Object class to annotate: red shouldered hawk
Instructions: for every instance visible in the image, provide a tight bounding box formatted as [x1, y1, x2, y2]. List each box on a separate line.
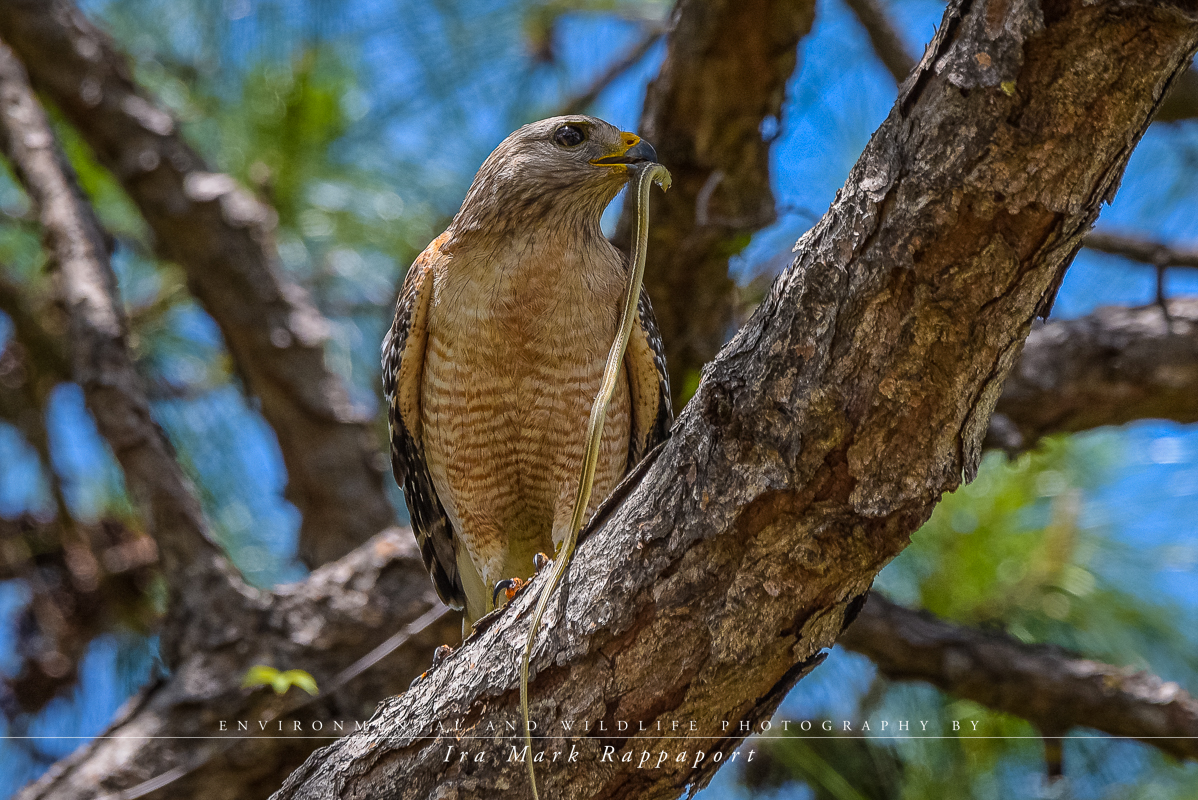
[382, 116, 671, 629]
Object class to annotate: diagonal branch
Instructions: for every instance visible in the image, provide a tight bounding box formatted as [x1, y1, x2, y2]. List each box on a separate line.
[0, 0, 395, 566]
[986, 299, 1198, 452]
[843, 0, 916, 84]
[0, 41, 215, 582]
[840, 595, 1198, 760]
[268, 2, 1198, 799]
[14, 277, 1191, 764]
[1156, 64, 1198, 121]
[1084, 229, 1198, 269]
[12, 529, 458, 800]
[20, 291, 1198, 794]
[0, 40, 260, 668]
[615, 0, 818, 407]
[558, 28, 663, 116]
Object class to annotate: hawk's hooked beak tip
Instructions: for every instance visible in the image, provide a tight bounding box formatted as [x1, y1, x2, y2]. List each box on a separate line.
[591, 135, 658, 168]
[622, 138, 659, 164]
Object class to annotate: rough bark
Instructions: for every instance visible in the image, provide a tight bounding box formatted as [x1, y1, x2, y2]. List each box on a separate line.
[987, 299, 1198, 451]
[615, 0, 817, 406]
[262, 2, 1198, 799]
[848, 0, 1198, 122]
[0, 0, 395, 566]
[840, 595, 1198, 760]
[13, 530, 459, 800]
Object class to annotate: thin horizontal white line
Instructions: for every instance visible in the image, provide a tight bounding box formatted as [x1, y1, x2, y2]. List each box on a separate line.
[3, 735, 1194, 741]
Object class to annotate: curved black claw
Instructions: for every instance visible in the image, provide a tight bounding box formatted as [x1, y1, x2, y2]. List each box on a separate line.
[430, 644, 453, 668]
[409, 644, 455, 689]
[533, 552, 551, 572]
[492, 577, 526, 607]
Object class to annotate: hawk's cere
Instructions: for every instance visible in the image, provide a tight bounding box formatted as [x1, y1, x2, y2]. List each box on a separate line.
[382, 115, 673, 628]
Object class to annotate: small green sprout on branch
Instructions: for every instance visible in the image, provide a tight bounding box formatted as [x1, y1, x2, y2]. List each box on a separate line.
[242, 666, 320, 696]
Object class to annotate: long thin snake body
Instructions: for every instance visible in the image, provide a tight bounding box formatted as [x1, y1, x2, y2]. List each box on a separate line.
[519, 162, 671, 800]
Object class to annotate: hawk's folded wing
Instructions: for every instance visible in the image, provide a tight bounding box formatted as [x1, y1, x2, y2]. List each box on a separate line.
[382, 233, 465, 610]
[625, 288, 673, 469]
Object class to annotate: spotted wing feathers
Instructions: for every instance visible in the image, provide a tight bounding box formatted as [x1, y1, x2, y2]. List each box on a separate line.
[382, 234, 465, 610]
[625, 288, 673, 469]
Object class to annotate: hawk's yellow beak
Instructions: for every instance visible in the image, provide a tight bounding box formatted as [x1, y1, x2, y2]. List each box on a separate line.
[590, 132, 658, 167]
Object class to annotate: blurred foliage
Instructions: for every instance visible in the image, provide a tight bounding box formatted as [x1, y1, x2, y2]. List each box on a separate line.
[743, 731, 904, 800]
[886, 436, 1196, 679]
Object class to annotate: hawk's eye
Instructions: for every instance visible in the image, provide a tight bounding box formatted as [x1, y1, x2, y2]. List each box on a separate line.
[553, 125, 586, 148]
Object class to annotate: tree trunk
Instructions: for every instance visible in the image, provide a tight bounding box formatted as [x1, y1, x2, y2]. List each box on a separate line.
[615, 0, 817, 406]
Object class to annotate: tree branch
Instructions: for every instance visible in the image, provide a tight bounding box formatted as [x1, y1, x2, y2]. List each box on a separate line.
[1084, 229, 1198, 269]
[558, 28, 663, 116]
[0, 40, 269, 674]
[840, 595, 1198, 761]
[18, 284, 1197, 794]
[18, 286, 1198, 799]
[843, 0, 916, 84]
[840, 16, 1198, 455]
[0, 0, 395, 566]
[0, 41, 217, 581]
[268, 2, 1198, 798]
[13, 530, 458, 800]
[615, 0, 817, 407]
[1156, 64, 1198, 121]
[986, 299, 1198, 452]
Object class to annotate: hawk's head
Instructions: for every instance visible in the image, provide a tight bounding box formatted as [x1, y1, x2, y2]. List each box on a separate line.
[451, 115, 658, 237]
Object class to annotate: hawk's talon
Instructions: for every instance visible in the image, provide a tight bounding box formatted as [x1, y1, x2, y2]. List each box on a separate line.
[533, 552, 551, 572]
[431, 644, 453, 668]
[409, 643, 454, 689]
[492, 577, 526, 607]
